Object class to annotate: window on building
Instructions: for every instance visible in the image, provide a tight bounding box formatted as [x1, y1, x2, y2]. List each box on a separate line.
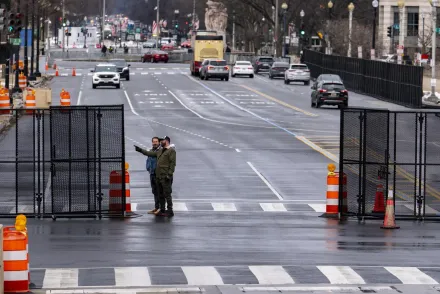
[407, 7, 419, 36]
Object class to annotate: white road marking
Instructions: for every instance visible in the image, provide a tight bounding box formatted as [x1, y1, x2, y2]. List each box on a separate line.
[241, 287, 393, 292]
[43, 269, 79, 288]
[247, 162, 283, 200]
[235, 149, 241, 152]
[173, 202, 189, 211]
[259, 203, 287, 212]
[212, 203, 237, 211]
[385, 267, 439, 284]
[141, 72, 149, 75]
[404, 204, 440, 215]
[308, 203, 326, 212]
[114, 267, 151, 286]
[249, 266, 295, 284]
[317, 266, 366, 284]
[182, 266, 224, 285]
[77, 91, 82, 106]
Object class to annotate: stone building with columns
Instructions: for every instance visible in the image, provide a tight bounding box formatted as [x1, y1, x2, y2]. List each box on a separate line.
[378, 0, 437, 56]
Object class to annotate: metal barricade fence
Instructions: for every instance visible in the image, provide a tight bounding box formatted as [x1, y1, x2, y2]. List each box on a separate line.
[303, 50, 424, 108]
[0, 106, 126, 219]
[340, 108, 440, 220]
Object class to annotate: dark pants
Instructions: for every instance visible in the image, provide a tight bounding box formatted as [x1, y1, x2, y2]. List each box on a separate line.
[157, 176, 173, 211]
[150, 174, 159, 209]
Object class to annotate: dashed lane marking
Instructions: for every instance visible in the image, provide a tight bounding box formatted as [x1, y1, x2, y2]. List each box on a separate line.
[240, 84, 318, 117]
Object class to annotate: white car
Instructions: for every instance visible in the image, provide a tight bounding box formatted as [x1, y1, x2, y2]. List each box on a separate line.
[91, 64, 120, 89]
[284, 63, 310, 85]
[231, 61, 254, 78]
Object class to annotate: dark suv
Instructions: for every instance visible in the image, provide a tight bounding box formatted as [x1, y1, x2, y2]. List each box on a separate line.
[253, 56, 275, 73]
[310, 74, 348, 108]
[109, 59, 131, 81]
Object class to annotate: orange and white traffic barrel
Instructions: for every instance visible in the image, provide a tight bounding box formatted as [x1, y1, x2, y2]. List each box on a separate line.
[109, 163, 131, 213]
[322, 163, 347, 218]
[18, 73, 27, 90]
[3, 226, 29, 292]
[60, 89, 71, 107]
[25, 88, 36, 114]
[0, 87, 10, 115]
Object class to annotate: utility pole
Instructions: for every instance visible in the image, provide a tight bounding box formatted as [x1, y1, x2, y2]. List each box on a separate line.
[192, 0, 195, 31]
[12, 0, 21, 94]
[156, 0, 160, 48]
[232, 11, 235, 51]
[30, 0, 35, 78]
[24, 0, 29, 77]
[427, 0, 439, 103]
[274, 0, 279, 57]
[102, 0, 106, 45]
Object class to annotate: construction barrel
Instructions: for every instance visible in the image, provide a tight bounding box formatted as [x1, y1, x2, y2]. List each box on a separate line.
[322, 163, 347, 218]
[18, 73, 27, 90]
[59, 89, 71, 107]
[25, 89, 36, 115]
[109, 163, 131, 214]
[0, 87, 10, 115]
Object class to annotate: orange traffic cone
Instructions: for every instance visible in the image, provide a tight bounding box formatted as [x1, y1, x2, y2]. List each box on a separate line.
[72, 67, 76, 76]
[45, 62, 49, 71]
[372, 183, 385, 213]
[381, 190, 399, 229]
[55, 67, 59, 77]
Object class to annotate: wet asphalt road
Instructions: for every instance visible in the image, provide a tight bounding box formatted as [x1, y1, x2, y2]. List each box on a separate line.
[3, 61, 440, 289]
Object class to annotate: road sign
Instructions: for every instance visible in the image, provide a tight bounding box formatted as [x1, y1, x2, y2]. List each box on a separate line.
[135, 33, 141, 40]
[10, 38, 20, 46]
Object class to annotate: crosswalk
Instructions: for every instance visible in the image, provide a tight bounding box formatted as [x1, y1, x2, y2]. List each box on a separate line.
[47, 71, 188, 77]
[31, 265, 440, 289]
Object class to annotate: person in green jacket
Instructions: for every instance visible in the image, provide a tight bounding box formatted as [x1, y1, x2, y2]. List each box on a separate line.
[135, 136, 176, 217]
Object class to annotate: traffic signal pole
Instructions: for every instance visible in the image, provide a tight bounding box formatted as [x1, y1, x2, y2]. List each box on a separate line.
[12, 0, 21, 94]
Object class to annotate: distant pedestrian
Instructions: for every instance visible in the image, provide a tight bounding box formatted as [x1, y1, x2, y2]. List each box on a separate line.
[135, 136, 176, 217]
[145, 137, 161, 214]
[101, 45, 107, 56]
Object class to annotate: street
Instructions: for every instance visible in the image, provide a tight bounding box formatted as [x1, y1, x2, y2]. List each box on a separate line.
[3, 62, 440, 293]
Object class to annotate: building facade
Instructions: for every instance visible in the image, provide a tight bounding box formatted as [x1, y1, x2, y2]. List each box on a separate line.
[379, 0, 438, 56]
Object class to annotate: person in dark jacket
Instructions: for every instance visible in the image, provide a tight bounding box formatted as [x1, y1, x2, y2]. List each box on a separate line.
[135, 136, 176, 217]
[145, 137, 161, 214]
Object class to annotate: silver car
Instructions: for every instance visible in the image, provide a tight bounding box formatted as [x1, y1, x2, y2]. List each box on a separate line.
[199, 59, 230, 81]
[284, 63, 310, 85]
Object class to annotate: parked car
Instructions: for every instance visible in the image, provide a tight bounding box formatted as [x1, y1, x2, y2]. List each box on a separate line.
[143, 41, 158, 48]
[199, 59, 229, 81]
[142, 50, 169, 63]
[109, 59, 131, 81]
[310, 74, 348, 108]
[91, 64, 120, 89]
[181, 40, 191, 48]
[161, 44, 175, 51]
[253, 56, 275, 73]
[269, 62, 289, 79]
[284, 63, 310, 85]
[231, 61, 254, 78]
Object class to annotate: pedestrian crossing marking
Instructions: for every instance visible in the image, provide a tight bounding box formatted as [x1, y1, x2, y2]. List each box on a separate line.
[211, 203, 237, 211]
[385, 267, 439, 285]
[317, 266, 365, 285]
[307, 203, 326, 213]
[141, 72, 149, 75]
[182, 267, 224, 285]
[30, 266, 440, 288]
[249, 266, 295, 285]
[115, 267, 151, 287]
[259, 203, 287, 212]
[174, 202, 188, 211]
[42, 268, 78, 288]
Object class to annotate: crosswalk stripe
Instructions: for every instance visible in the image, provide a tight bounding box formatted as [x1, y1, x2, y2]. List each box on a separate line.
[249, 266, 295, 284]
[182, 266, 224, 285]
[317, 266, 365, 284]
[385, 267, 438, 284]
[211, 203, 237, 211]
[115, 267, 151, 286]
[259, 203, 287, 212]
[308, 203, 326, 212]
[141, 72, 149, 75]
[174, 202, 188, 211]
[42, 268, 79, 288]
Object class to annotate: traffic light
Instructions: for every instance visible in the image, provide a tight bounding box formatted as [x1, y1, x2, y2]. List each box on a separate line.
[387, 26, 392, 38]
[7, 13, 15, 34]
[15, 13, 22, 33]
[300, 24, 305, 36]
[0, 9, 5, 30]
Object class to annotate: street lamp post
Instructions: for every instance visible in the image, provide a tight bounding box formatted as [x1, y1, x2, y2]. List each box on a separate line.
[347, 2, 354, 57]
[397, 0, 405, 65]
[155, 0, 160, 48]
[281, 2, 288, 58]
[12, 0, 22, 94]
[232, 10, 235, 51]
[428, 0, 439, 102]
[275, 0, 279, 57]
[24, 0, 29, 77]
[30, 0, 35, 79]
[327, 0, 333, 54]
[421, 13, 425, 52]
[298, 10, 305, 56]
[371, 0, 378, 60]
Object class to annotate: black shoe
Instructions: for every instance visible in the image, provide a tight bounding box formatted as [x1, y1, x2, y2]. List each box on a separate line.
[160, 210, 174, 217]
[154, 209, 166, 216]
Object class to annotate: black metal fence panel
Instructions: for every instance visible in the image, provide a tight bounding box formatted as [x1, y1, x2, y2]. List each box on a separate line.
[303, 50, 424, 108]
[0, 106, 125, 218]
[340, 108, 440, 219]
